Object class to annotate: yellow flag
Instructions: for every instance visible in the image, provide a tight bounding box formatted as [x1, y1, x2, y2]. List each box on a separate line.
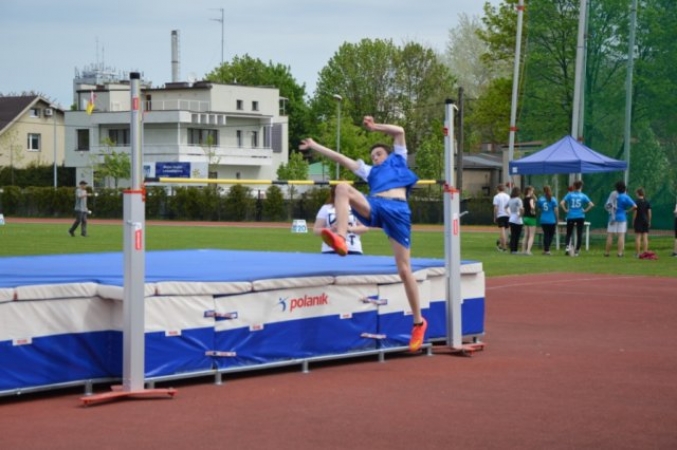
[86, 91, 96, 115]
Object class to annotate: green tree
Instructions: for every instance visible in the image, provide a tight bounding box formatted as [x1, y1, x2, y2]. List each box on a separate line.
[477, 0, 521, 67]
[445, 13, 510, 100]
[413, 126, 445, 182]
[0, 129, 25, 184]
[263, 185, 287, 221]
[464, 77, 513, 147]
[308, 115, 379, 182]
[223, 184, 253, 221]
[276, 150, 309, 181]
[277, 150, 310, 200]
[470, 0, 531, 147]
[96, 138, 131, 188]
[205, 54, 310, 149]
[629, 0, 677, 193]
[311, 39, 456, 153]
[202, 133, 219, 182]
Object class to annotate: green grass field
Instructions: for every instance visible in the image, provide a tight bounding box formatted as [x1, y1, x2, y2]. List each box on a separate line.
[0, 221, 674, 278]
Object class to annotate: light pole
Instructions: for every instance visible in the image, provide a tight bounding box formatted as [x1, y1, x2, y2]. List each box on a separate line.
[210, 8, 225, 66]
[52, 105, 57, 188]
[333, 94, 342, 180]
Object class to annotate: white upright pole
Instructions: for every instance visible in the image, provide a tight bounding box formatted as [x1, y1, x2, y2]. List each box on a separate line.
[444, 99, 463, 349]
[53, 108, 57, 188]
[570, 0, 588, 183]
[333, 94, 342, 180]
[506, 0, 525, 186]
[81, 83, 177, 402]
[210, 8, 225, 66]
[122, 72, 146, 392]
[623, 0, 638, 185]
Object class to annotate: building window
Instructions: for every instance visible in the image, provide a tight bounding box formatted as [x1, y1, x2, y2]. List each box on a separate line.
[251, 131, 258, 148]
[76, 129, 90, 151]
[108, 128, 130, 146]
[236, 100, 243, 110]
[271, 123, 283, 153]
[252, 101, 259, 111]
[188, 128, 218, 146]
[29, 108, 39, 118]
[236, 130, 243, 148]
[27, 133, 41, 151]
[263, 125, 271, 148]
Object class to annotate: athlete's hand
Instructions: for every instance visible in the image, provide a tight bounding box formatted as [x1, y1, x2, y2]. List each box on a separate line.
[363, 116, 376, 131]
[299, 138, 315, 151]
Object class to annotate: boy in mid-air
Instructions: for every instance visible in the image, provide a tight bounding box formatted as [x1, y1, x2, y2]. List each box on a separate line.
[299, 116, 426, 352]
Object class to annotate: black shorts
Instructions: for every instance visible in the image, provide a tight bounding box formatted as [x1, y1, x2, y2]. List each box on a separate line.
[634, 221, 649, 234]
[496, 217, 509, 228]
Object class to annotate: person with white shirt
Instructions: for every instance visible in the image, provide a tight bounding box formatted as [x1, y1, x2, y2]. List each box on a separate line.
[507, 186, 524, 254]
[313, 186, 369, 255]
[493, 184, 511, 252]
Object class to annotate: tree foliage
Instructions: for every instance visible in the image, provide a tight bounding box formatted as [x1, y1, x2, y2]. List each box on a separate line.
[457, 0, 520, 148]
[205, 54, 310, 148]
[96, 138, 131, 188]
[446, 13, 510, 99]
[311, 39, 456, 154]
[477, 0, 676, 206]
[276, 150, 309, 181]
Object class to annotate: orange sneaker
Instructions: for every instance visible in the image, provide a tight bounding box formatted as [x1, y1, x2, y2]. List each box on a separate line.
[321, 229, 348, 256]
[408, 318, 428, 352]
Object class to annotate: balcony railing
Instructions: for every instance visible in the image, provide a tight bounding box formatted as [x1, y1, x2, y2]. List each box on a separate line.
[77, 144, 273, 167]
[145, 100, 210, 112]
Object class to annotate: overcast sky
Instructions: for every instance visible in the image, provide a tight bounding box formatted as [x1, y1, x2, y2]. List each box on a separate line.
[1, 0, 500, 108]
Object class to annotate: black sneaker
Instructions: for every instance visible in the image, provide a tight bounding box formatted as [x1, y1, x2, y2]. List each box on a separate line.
[68, 230, 74, 237]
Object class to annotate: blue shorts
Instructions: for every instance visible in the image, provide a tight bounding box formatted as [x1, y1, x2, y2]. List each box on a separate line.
[353, 196, 412, 248]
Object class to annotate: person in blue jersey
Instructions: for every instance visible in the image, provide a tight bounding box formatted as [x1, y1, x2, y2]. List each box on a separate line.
[560, 180, 594, 256]
[299, 116, 426, 352]
[536, 185, 559, 255]
[603, 181, 637, 257]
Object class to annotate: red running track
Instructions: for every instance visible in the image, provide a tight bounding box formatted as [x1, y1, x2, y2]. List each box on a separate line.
[1, 273, 676, 450]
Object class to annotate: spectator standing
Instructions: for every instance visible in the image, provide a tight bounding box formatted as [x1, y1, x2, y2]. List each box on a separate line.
[560, 180, 594, 256]
[493, 184, 511, 252]
[603, 181, 636, 257]
[537, 185, 559, 255]
[633, 188, 651, 257]
[521, 186, 537, 255]
[507, 186, 523, 254]
[68, 180, 91, 237]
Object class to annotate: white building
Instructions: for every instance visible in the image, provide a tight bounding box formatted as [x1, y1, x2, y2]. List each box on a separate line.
[64, 77, 289, 188]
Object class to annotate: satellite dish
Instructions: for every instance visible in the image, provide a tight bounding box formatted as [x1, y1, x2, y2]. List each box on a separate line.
[187, 72, 198, 83]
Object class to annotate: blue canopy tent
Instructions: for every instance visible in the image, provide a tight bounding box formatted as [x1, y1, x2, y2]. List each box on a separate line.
[509, 135, 627, 175]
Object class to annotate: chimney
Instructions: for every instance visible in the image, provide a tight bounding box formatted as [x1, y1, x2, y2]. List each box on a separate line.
[171, 30, 180, 82]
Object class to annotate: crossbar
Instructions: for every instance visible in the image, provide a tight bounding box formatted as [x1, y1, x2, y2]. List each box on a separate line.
[145, 177, 442, 186]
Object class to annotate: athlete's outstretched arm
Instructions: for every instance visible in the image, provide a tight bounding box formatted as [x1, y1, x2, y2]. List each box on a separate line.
[362, 116, 405, 147]
[299, 138, 359, 172]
